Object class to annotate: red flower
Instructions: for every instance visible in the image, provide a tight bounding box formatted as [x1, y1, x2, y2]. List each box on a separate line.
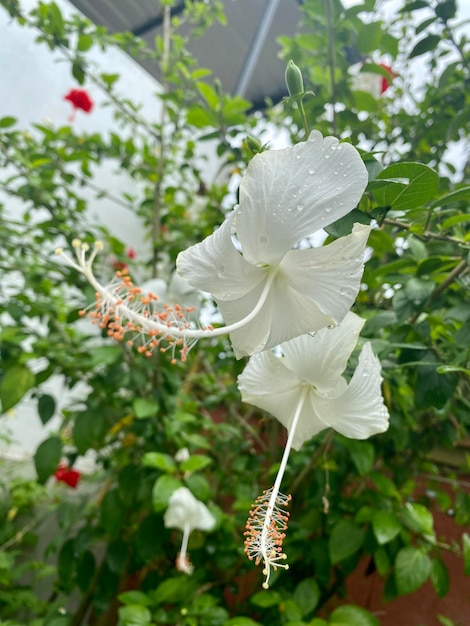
[64, 88, 94, 113]
[379, 64, 396, 94]
[54, 464, 81, 488]
[126, 247, 137, 260]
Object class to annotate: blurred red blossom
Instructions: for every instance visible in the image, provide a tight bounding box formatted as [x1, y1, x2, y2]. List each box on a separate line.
[54, 464, 81, 488]
[126, 247, 137, 260]
[64, 88, 94, 113]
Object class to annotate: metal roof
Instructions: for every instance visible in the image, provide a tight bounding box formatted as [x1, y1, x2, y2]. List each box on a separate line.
[68, 0, 303, 108]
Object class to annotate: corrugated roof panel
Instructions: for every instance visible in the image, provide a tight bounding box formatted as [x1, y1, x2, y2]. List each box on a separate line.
[68, 0, 303, 107]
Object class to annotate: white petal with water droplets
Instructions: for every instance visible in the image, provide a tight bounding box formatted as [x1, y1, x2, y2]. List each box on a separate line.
[237, 131, 368, 266]
[280, 312, 365, 392]
[176, 212, 265, 300]
[280, 223, 370, 323]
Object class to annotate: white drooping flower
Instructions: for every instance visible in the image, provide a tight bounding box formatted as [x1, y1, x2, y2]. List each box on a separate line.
[177, 130, 370, 357]
[238, 312, 389, 447]
[239, 312, 389, 588]
[164, 487, 216, 575]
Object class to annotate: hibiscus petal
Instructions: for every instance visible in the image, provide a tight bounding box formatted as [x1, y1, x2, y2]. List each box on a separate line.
[313, 343, 389, 439]
[220, 270, 333, 358]
[280, 312, 365, 391]
[238, 350, 305, 426]
[176, 212, 264, 299]
[287, 391, 331, 450]
[280, 223, 370, 323]
[237, 131, 369, 265]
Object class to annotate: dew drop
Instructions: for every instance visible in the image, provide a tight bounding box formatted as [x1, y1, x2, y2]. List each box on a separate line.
[339, 287, 347, 295]
[308, 331, 317, 337]
[325, 207, 332, 213]
[259, 235, 269, 245]
[308, 167, 316, 175]
[296, 203, 305, 212]
[327, 324, 336, 330]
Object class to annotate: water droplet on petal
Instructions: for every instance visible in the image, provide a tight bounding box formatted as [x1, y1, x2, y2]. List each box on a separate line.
[325, 207, 332, 213]
[259, 235, 269, 245]
[296, 203, 305, 212]
[327, 324, 336, 330]
[308, 167, 316, 175]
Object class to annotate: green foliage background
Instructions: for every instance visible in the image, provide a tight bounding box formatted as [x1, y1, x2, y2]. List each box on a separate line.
[0, 0, 469, 625]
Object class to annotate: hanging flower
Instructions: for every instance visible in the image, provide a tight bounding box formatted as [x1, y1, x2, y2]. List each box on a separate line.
[177, 130, 370, 357]
[54, 464, 82, 489]
[64, 88, 94, 113]
[58, 132, 369, 361]
[238, 312, 389, 587]
[164, 487, 216, 575]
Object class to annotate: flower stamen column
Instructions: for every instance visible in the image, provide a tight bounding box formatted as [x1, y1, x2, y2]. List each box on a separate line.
[244, 388, 308, 588]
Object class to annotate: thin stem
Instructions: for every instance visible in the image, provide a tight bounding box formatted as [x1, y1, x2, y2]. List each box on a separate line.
[324, 0, 337, 134]
[297, 97, 310, 136]
[151, 4, 171, 278]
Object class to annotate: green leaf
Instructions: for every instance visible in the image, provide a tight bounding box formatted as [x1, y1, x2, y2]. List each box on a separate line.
[34, 437, 62, 483]
[462, 533, 470, 575]
[152, 576, 196, 604]
[409, 34, 441, 58]
[293, 578, 320, 616]
[142, 452, 176, 473]
[72, 59, 86, 84]
[330, 604, 379, 626]
[324, 209, 371, 238]
[38, 394, 56, 425]
[400, 0, 430, 11]
[118, 605, 151, 626]
[180, 454, 212, 472]
[402, 502, 435, 538]
[250, 590, 281, 608]
[431, 558, 450, 598]
[374, 163, 438, 211]
[347, 440, 375, 476]
[0, 365, 35, 413]
[196, 82, 219, 109]
[372, 511, 401, 545]
[374, 547, 390, 575]
[118, 591, 151, 606]
[100, 490, 126, 538]
[437, 616, 455, 626]
[77, 34, 93, 52]
[133, 397, 159, 419]
[329, 519, 364, 564]
[152, 475, 182, 511]
[73, 412, 104, 454]
[395, 546, 432, 595]
[224, 617, 261, 626]
[435, 0, 456, 21]
[431, 186, 470, 210]
[0, 116, 17, 128]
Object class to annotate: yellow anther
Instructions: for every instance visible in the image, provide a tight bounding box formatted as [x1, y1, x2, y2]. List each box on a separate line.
[55, 247, 63, 255]
[94, 240, 104, 250]
[81, 243, 90, 251]
[72, 238, 81, 248]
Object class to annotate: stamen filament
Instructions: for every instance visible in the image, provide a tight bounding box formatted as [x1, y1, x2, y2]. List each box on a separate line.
[56, 241, 276, 354]
[244, 387, 308, 588]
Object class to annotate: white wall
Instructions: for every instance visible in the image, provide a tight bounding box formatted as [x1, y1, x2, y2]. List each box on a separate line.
[0, 0, 219, 465]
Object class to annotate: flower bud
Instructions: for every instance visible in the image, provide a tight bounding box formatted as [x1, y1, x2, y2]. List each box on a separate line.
[285, 60, 304, 98]
[246, 135, 262, 154]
